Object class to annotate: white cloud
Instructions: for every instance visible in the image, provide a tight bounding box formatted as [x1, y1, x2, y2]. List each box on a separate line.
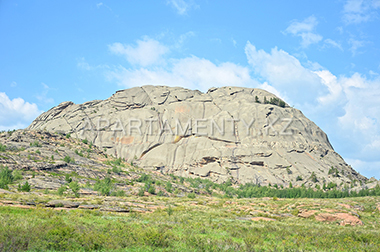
[345, 158, 380, 179]
[166, 0, 198, 15]
[77, 57, 92, 70]
[284, 16, 323, 47]
[10, 81, 17, 87]
[0, 92, 42, 130]
[245, 42, 380, 169]
[107, 56, 258, 92]
[96, 2, 103, 8]
[323, 39, 343, 51]
[349, 38, 366, 56]
[245, 41, 326, 105]
[35, 83, 54, 104]
[342, 0, 380, 24]
[108, 37, 169, 67]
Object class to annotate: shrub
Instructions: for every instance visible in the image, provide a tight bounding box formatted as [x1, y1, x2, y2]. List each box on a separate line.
[12, 170, 23, 180]
[328, 166, 340, 177]
[187, 192, 196, 199]
[165, 181, 172, 192]
[65, 133, 71, 138]
[30, 141, 42, 147]
[137, 187, 145, 196]
[69, 181, 80, 197]
[74, 150, 83, 157]
[112, 166, 122, 174]
[296, 175, 303, 181]
[63, 156, 75, 164]
[157, 190, 165, 196]
[310, 172, 318, 183]
[148, 184, 156, 195]
[65, 174, 72, 183]
[94, 177, 112, 196]
[0, 166, 14, 189]
[137, 174, 151, 183]
[35, 150, 41, 155]
[82, 139, 88, 145]
[57, 185, 67, 196]
[18, 181, 31, 192]
[0, 143, 6, 152]
[113, 190, 125, 197]
[255, 96, 260, 103]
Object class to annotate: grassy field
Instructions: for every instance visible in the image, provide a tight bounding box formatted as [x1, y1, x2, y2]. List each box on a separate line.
[1, 195, 380, 251]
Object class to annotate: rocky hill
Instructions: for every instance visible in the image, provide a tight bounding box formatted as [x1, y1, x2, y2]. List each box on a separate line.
[27, 85, 367, 187]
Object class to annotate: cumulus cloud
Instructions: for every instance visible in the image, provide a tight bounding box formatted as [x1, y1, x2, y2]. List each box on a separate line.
[245, 41, 326, 105]
[284, 16, 323, 47]
[342, 0, 380, 24]
[0, 92, 42, 130]
[107, 56, 258, 91]
[244, 42, 380, 175]
[166, 0, 198, 15]
[108, 37, 169, 67]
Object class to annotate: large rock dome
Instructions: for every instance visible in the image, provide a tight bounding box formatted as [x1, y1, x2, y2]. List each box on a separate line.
[27, 86, 366, 186]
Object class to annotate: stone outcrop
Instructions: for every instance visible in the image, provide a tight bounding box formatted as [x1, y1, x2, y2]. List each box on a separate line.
[27, 85, 367, 186]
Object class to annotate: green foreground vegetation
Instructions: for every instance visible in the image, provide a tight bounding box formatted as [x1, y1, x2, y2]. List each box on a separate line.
[1, 196, 380, 251]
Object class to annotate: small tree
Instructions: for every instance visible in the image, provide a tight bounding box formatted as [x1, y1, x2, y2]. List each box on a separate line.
[18, 181, 31, 192]
[57, 185, 67, 196]
[69, 181, 80, 197]
[255, 96, 260, 103]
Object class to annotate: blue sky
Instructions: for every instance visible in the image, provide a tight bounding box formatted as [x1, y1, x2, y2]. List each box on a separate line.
[1, 0, 380, 178]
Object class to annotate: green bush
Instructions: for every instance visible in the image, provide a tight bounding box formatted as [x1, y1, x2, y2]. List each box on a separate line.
[82, 139, 88, 145]
[94, 177, 113, 196]
[74, 150, 83, 157]
[18, 181, 31, 192]
[63, 156, 75, 164]
[65, 174, 72, 183]
[137, 187, 145, 196]
[111, 190, 126, 197]
[30, 141, 42, 147]
[69, 181, 80, 197]
[0, 143, 6, 152]
[187, 192, 196, 199]
[0, 166, 13, 189]
[137, 174, 151, 183]
[148, 184, 156, 195]
[112, 166, 122, 174]
[12, 170, 23, 180]
[165, 181, 172, 192]
[57, 185, 67, 196]
[296, 175, 303, 181]
[65, 133, 71, 138]
[310, 172, 318, 183]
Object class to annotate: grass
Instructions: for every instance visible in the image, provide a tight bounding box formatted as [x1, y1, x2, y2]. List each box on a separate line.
[0, 196, 380, 251]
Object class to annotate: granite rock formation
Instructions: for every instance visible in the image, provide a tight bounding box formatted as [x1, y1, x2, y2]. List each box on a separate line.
[27, 86, 367, 186]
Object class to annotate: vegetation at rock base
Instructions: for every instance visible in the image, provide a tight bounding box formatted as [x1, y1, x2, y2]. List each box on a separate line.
[1, 196, 380, 251]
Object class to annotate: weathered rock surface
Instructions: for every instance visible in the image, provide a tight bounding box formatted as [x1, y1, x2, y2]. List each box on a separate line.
[27, 85, 367, 186]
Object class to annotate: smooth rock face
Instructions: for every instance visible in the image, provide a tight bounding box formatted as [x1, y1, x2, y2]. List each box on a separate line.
[28, 85, 366, 186]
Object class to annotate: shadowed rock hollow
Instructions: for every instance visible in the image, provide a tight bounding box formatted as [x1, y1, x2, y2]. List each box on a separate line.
[27, 86, 366, 186]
